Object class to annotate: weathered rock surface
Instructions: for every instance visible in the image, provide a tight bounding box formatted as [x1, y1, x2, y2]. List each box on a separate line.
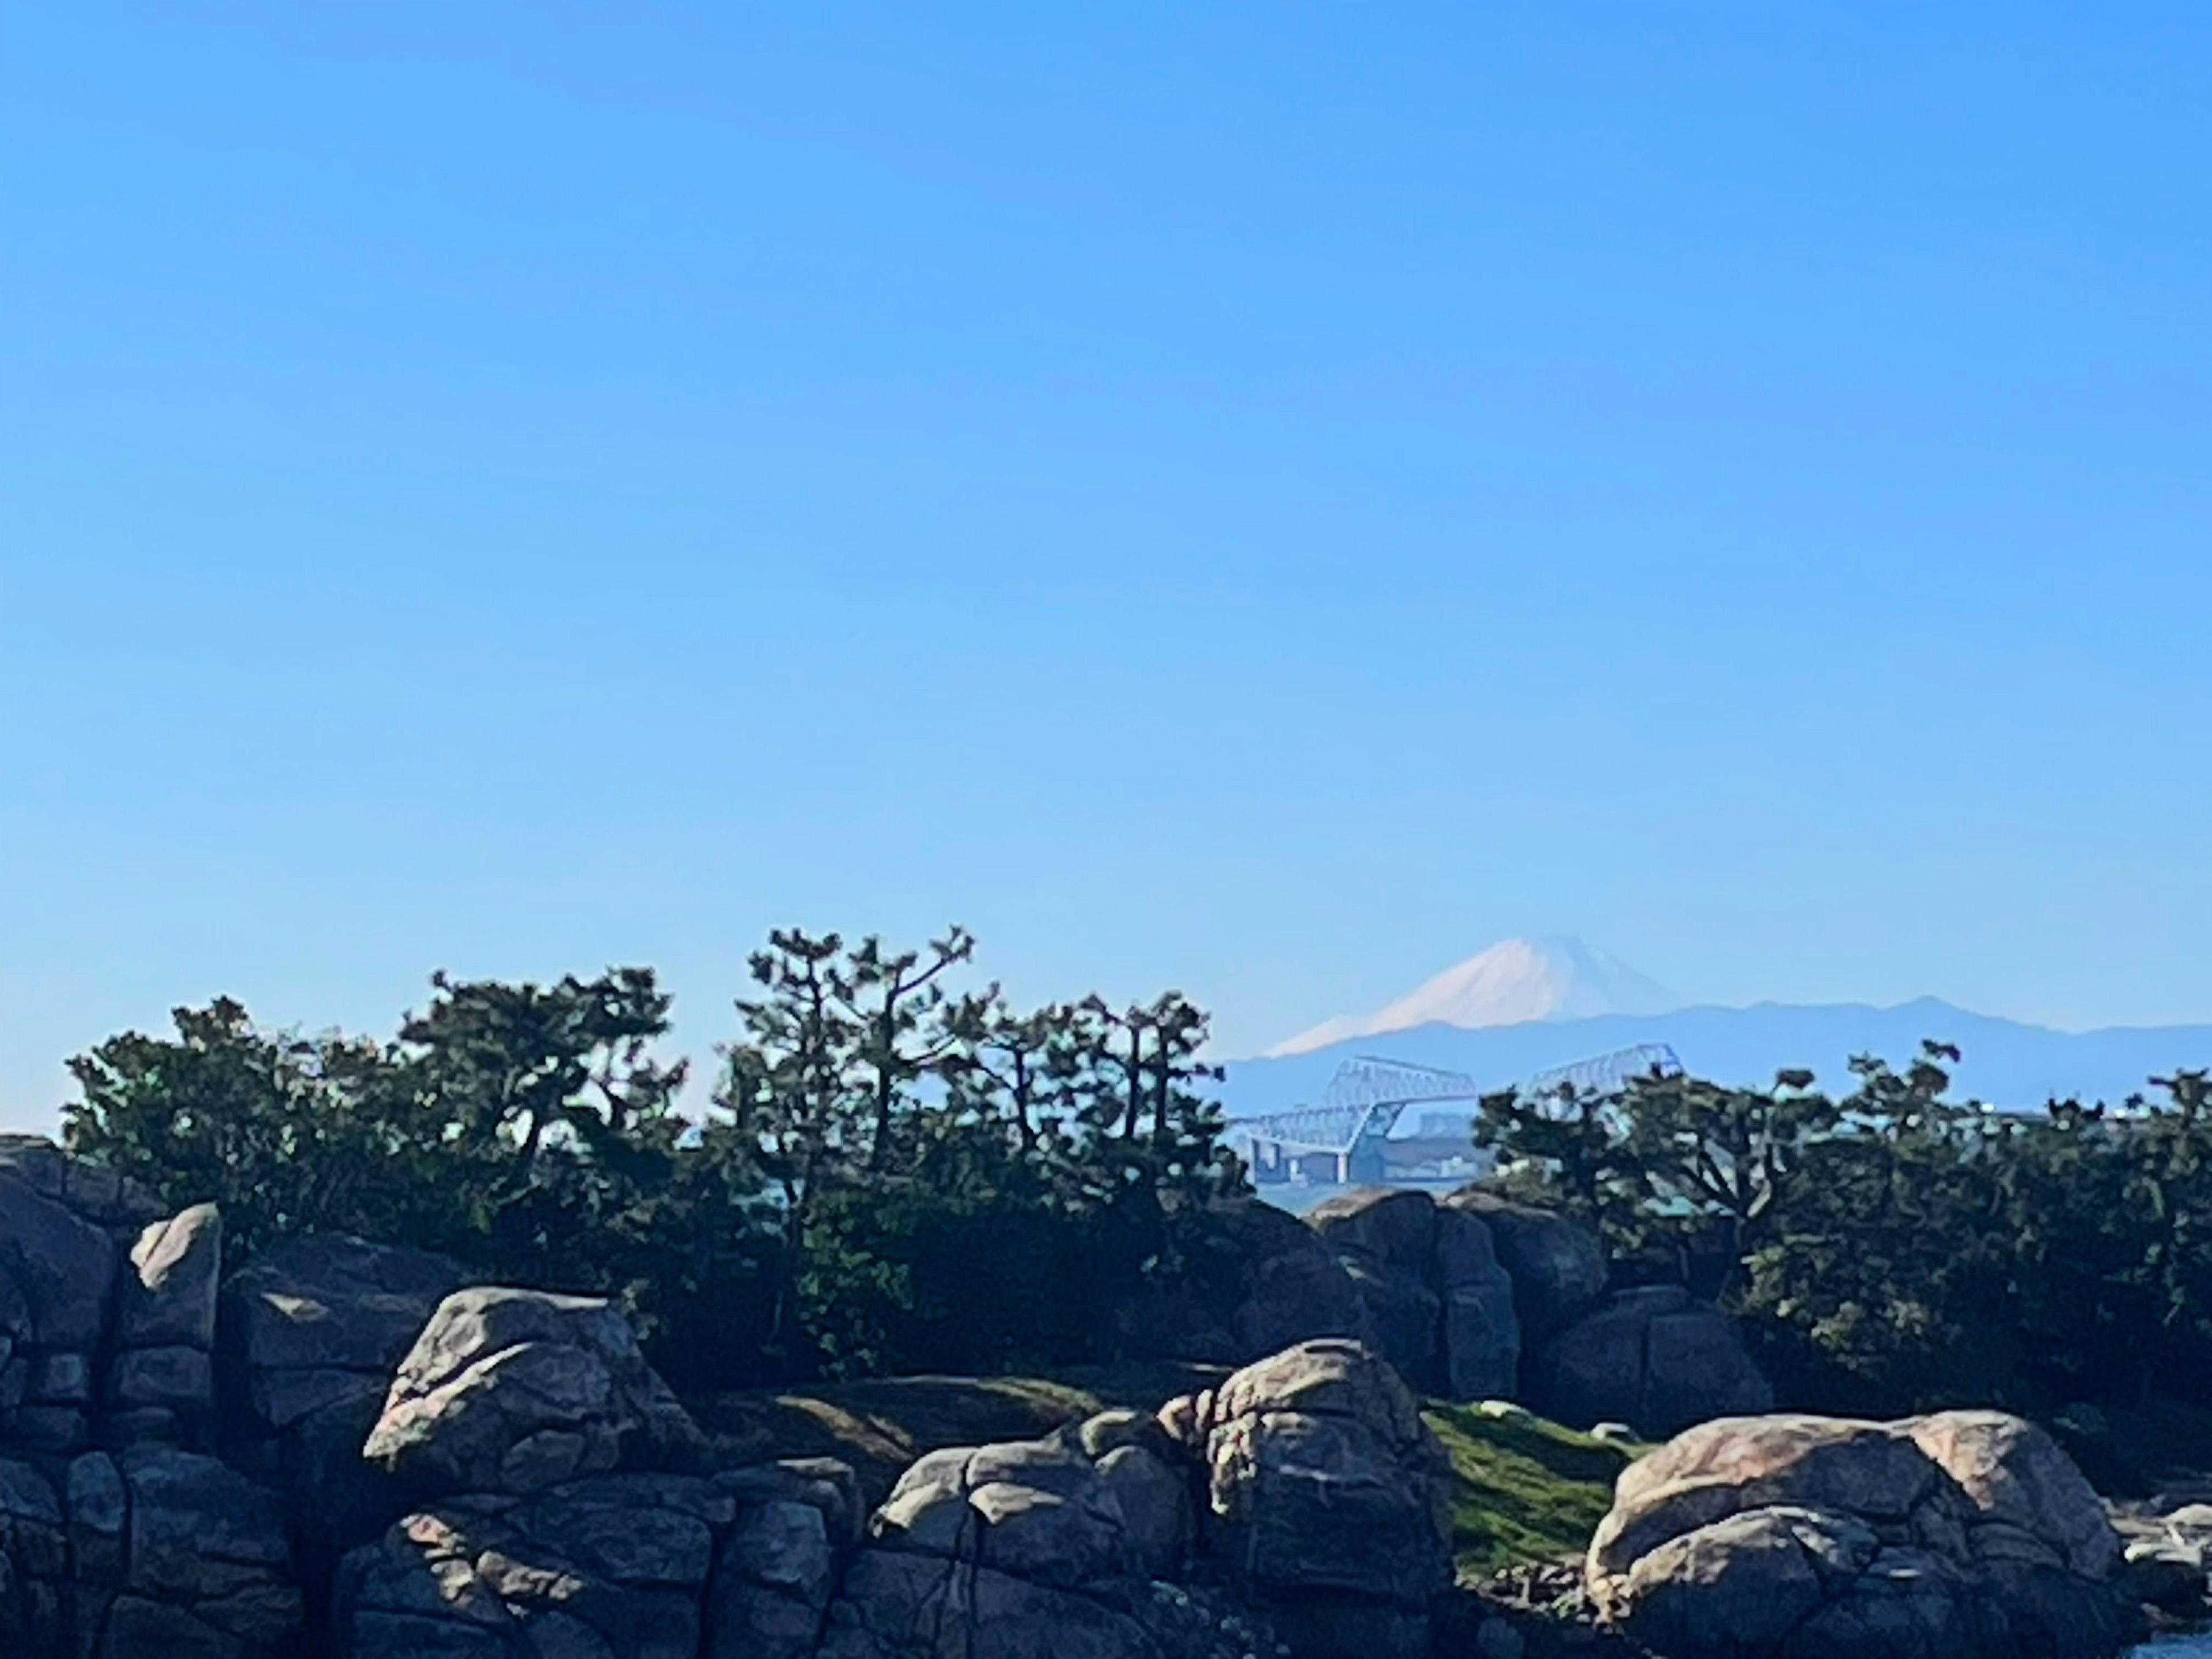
[1309, 1187, 1520, 1399]
[1532, 1284, 1773, 1437]
[0, 1137, 168, 1232]
[1117, 1199, 1372, 1369]
[1165, 1338, 1453, 1659]
[218, 1232, 468, 1538]
[710, 1458, 865, 1659]
[3, 1446, 305, 1659]
[819, 1402, 1262, 1659]
[1443, 1190, 1608, 1342]
[106, 1203, 226, 1447]
[338, 1472, 734, 1659]
[1586, 1410, 2135, 1659]
[0, 1169, 121, 1453]
[365, 1286, 709, 1499]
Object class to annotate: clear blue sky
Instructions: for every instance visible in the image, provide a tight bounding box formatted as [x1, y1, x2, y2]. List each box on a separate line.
[5, 4, 2209, 1129]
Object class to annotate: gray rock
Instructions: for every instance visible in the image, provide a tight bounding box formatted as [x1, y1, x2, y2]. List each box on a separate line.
[1443, 1191, 1607, 1342]
[1532, 1284, 1772, 1436]
[217, 1232, 468, 1540]
[1586, 1410, 2135, 1659]
[364, 1287, 706, 1499]
[1182, 1338, 1453, 1659]
[337, 1474, 734, 1659]
[813, 1401, 1267, 1659]
[44, 1448, 305, 1659]
[1308, 1187, 1520, 1400]
[0, 1171, 116, 1414]
[224, 1233, 468, 1378]
[31, 1347, 93, 1403]
[1435, 1205, 1522, 1400]
[1116, 1198, 1370, 1366]
[707, 1458, 864, 1659]
[120, 1203, 224, 1349]
[0, 1457, 68, 1650]
[820, 1539, 1268, 1659]
[109, 1343, 216, 1416]
[0, 1137, 166, 1229]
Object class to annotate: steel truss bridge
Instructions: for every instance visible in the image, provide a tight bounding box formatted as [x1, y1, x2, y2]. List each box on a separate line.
[1232, 1042, 1684, 1185]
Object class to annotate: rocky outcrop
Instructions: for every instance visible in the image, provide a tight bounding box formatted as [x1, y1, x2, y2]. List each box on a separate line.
[1116, 1199, 1370, 1368]
[819, 1339, 1449, 1659]
[1585, 1410, 2135, 1659]
[364, 1287, 708, 1498]
[1309, 1188, 1520, 1399]
[1166, 1338, 1454, 1659]
[111, 1205, 223, 1448]
[0, 1133, 1978, 1659]
[338, 1472, 734, 1659]
[1531, 1284, 1773, 1437]
[81, 1447, 302, 1658]
[711, 1459, 865, 1659]
[338, 1455, 866, 1659]
[1442, 1191, 1607, 1342]
[0, 1446, 302, 1658]
[0, 1145, 153, 1455]
[218, 1232, 468, 1541]
[819, 1408, 1230, 1659]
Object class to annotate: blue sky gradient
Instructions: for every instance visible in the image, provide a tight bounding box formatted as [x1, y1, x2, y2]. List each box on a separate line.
[4, 5, 2209, 1125]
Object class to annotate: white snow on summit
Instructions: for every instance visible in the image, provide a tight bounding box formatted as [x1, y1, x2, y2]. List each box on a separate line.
[1266, 936, 1680, 1057]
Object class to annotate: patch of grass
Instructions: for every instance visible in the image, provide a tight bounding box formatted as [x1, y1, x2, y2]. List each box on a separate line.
[1422, 1402, 1641, 1579]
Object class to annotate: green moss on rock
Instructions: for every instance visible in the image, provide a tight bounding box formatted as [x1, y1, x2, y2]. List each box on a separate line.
[1422, 1401, 1639, 1578]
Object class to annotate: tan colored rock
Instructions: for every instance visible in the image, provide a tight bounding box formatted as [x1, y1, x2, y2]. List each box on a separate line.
[1585, 1410, 2134, 1659]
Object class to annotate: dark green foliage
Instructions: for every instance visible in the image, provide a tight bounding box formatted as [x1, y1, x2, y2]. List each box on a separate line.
[63, 929, 1245, 1391]
[1477, 1042, 2212, 1419]
[66, 969, 782, 1386]
[716, 927, 1241, 1378]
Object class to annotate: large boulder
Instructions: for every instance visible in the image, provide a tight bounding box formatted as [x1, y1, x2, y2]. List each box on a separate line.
[1586, 1410, 2135, 1659]
[0, 1140, 204, 1455]
[1442, 1190, 1607, 1342]
[1115, 1199, 1370, 1367]
[1531, 1284, 1772, 1437]
[1165, 1338, 1453, 1659]
[217, 1233, 468, 1540]
[336, 1471, 733, 1659]
[818, 1407, 1255, 1659]
[709, 1459, 866, 1659]
[0, 1168, 122, 1453]
[1308, 1187, 1520, 1399]
[336, 1457, 865, 1659]
[364, 1287, 707, 1499]
[109, 1203, 225, 1448]
[70, 1446, 302, 1659]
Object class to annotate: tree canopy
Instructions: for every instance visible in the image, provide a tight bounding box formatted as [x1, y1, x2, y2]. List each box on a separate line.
[62, 929, 1243, 1388]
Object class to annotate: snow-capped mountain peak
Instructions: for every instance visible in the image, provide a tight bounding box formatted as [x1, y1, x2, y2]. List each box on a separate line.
[1266, 937, 1680, 1057]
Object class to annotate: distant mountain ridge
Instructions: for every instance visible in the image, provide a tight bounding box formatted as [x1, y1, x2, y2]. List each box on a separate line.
[1267, 936, 1681, 1056]
[1224, 997, 2212, 1125]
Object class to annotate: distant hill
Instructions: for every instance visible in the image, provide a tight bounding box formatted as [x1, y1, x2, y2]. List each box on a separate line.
[1224, 997, 2212, 1124]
